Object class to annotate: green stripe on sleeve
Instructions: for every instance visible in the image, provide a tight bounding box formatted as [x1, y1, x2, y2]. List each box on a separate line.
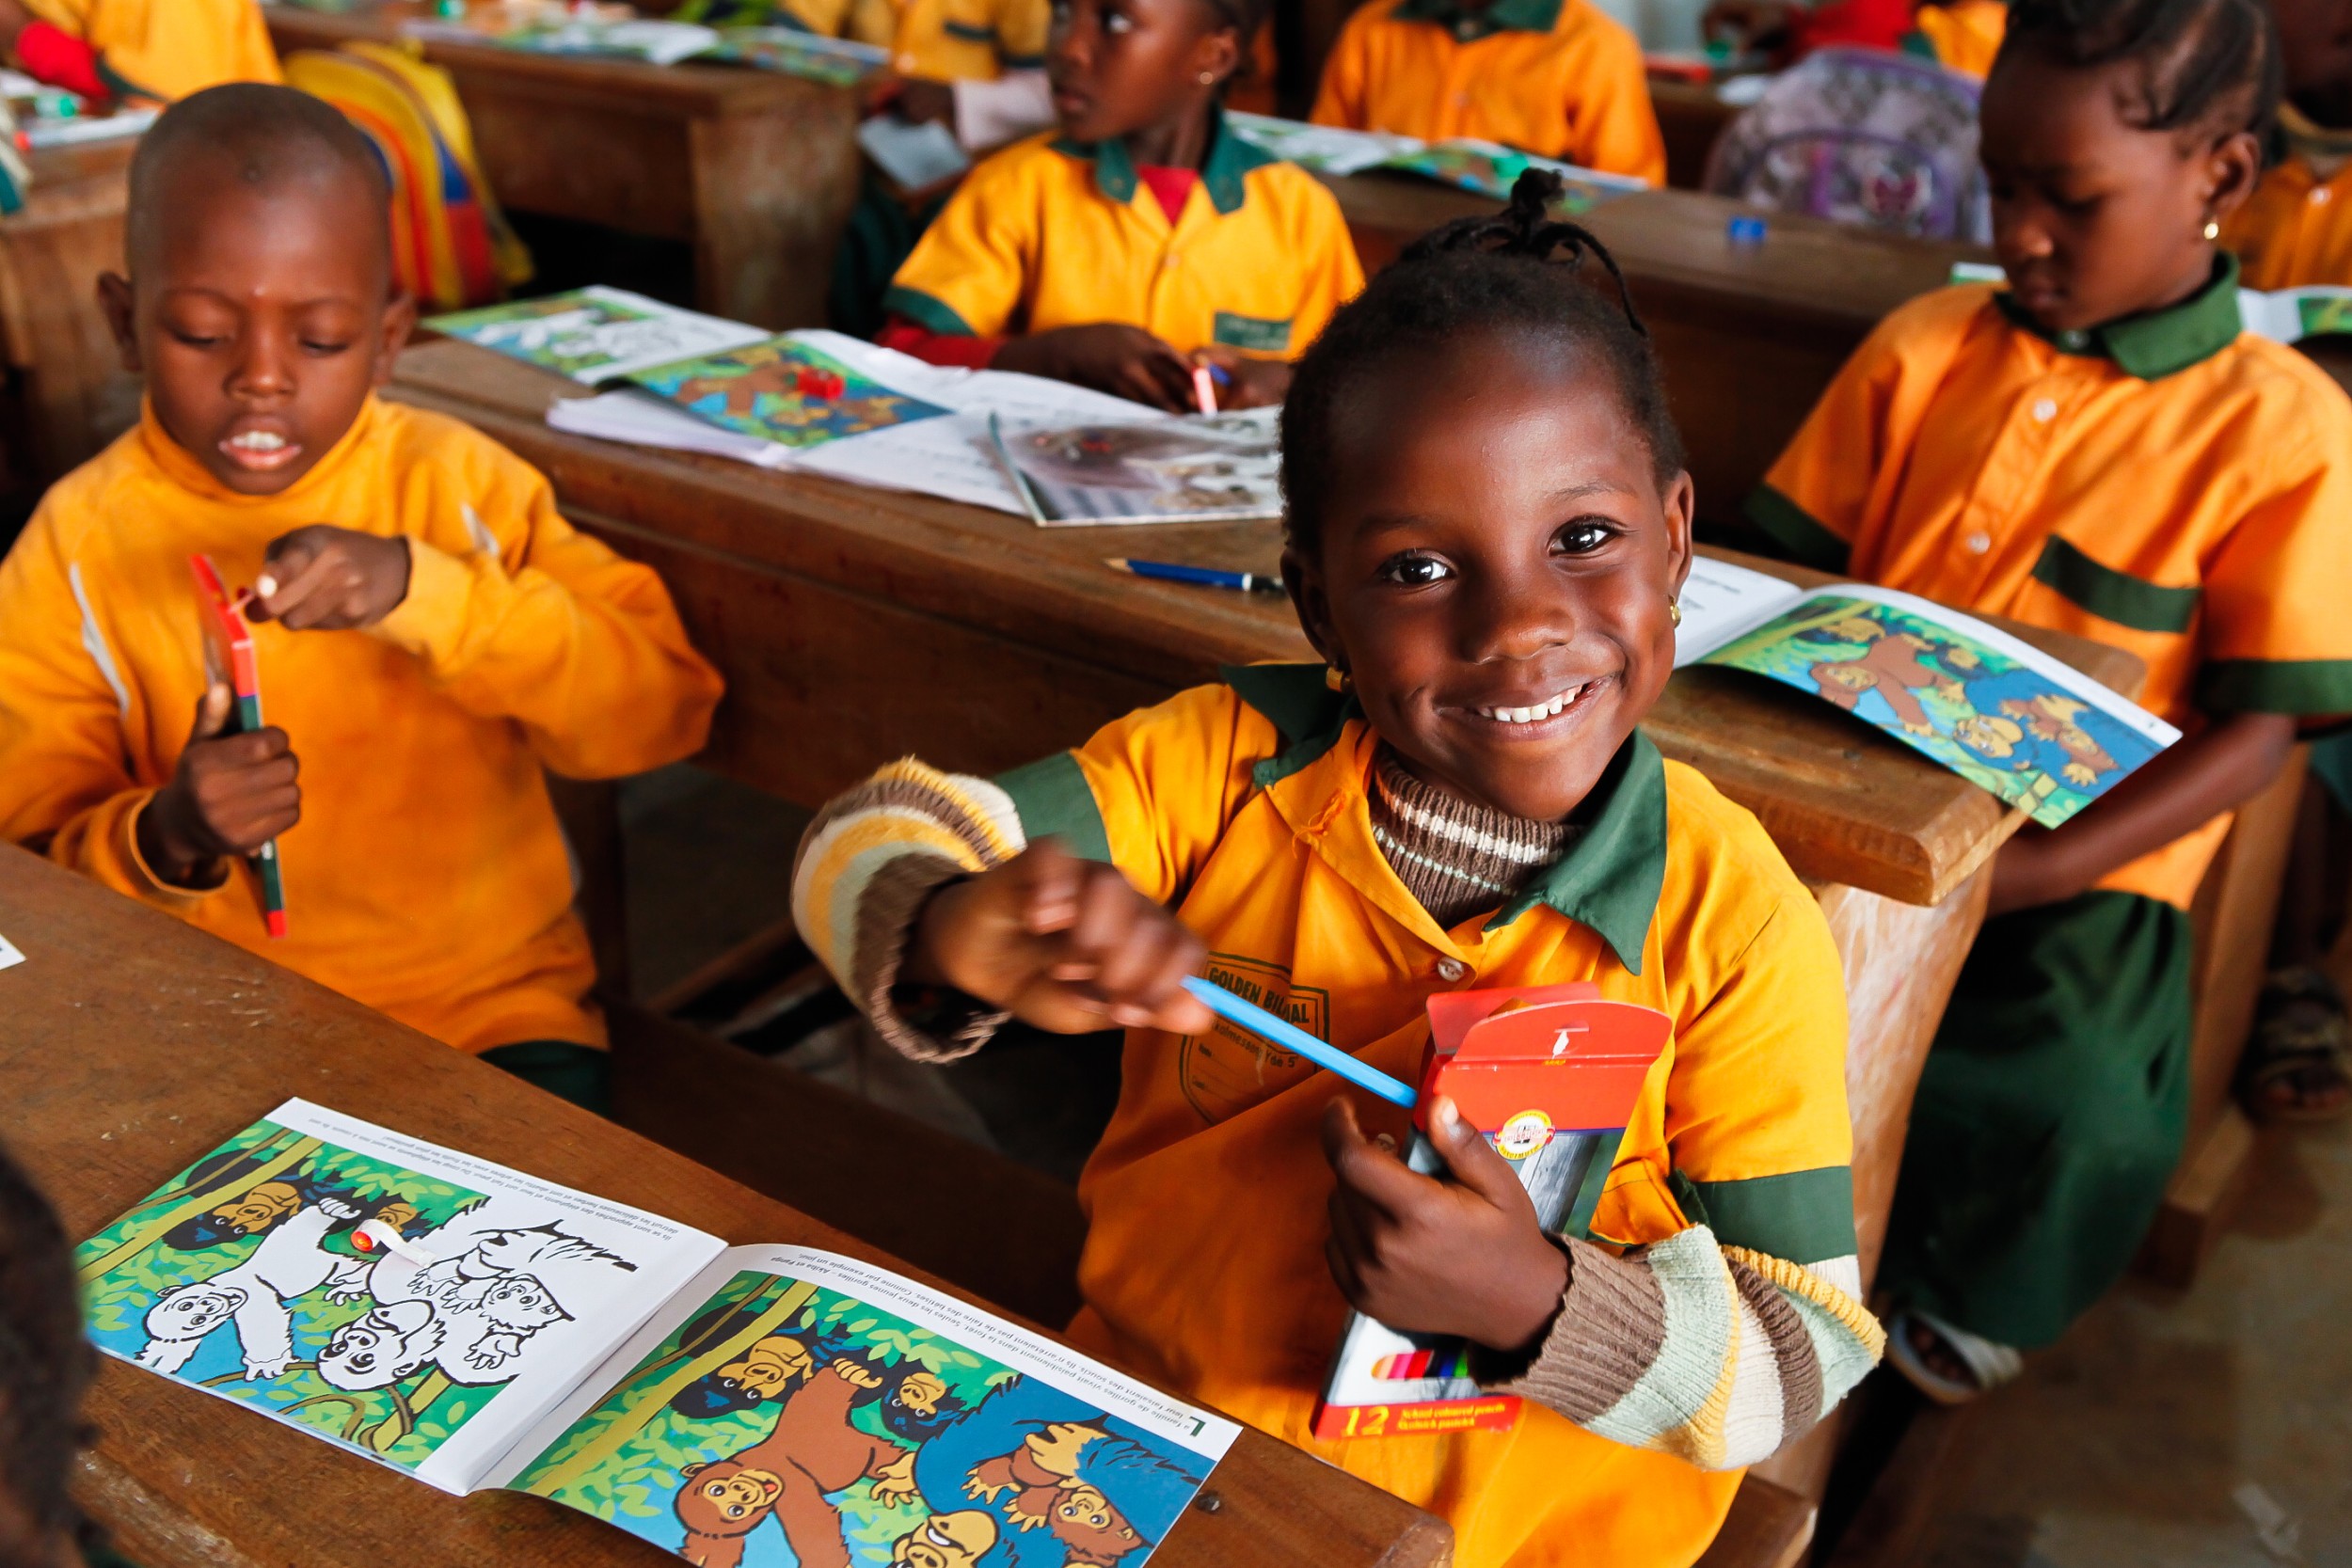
[943, 18, 996, 39]
[2198, 658, 2352, 715]
[1675, 1165, 1856, 1265]
[2029, 537, 2200, 633]
[994, 752, 1112, 863]
[881, 286, 976, 337]
[1742, 484, 1851, 574]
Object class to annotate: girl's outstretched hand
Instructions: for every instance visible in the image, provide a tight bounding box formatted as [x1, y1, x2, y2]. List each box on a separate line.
[908, 839, 1216, 1037]
[993, 325, 1197, 411]
[1322, 1096, 1570, 1352]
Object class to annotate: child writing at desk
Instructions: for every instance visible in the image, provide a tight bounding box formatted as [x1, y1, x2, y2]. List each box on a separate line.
[0, 86, 723, 1113]
[0, 0, 279, 104]
[1309, 0, 1667, 182]
[800, 175, 1883, 1568]
[876, 0, 1364, 410]
[1746, 0, 2352, 1398]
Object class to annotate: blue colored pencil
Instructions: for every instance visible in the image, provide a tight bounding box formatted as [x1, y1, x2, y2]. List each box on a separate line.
[1106, 558, 1284, 594]
[1181, 975, 1418, 1108]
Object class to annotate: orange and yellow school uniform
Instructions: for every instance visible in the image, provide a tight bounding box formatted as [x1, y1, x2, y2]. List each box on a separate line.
[1747, 261, 2352, 1347]
[794, 669, 1883, 1568]
[15, 0, 280, 102]
[2222, 104, 2352, 290]
[883, 112, 1366, 358]
[0, 399, 723, 1056]
[1310, 0, 1665, 183]
[774, 0, 1049, 79]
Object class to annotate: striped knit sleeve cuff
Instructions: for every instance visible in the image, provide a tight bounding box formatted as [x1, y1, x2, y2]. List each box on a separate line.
[791, 758, 1030, 1064]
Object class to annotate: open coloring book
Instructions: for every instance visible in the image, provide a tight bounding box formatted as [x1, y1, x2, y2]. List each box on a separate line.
[82, 1101, 1236, 1567]
[436, 290, 1264, 522]
[1675, 556, 2178, 829]
[1223, 112, 1648, 206]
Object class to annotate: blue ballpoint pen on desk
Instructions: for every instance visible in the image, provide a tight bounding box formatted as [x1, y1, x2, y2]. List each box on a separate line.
[1182, 975, 1418, 1109]
[1106, 558, 1284, 594]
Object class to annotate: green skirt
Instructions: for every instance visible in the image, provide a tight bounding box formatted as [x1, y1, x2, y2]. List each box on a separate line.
[1878, 889, 2191, 1349]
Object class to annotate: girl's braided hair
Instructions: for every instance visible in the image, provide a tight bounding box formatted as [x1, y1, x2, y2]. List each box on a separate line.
[1997, 0, 2280, 141]
[1279, 169, 1685, 555]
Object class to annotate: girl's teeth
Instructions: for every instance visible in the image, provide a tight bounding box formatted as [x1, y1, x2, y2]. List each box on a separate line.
[1480, 687, 1582, 724]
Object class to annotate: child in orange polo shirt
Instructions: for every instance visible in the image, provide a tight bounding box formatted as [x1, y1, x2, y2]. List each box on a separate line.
[1311, 0, 1665, 180]
[1747, 0, 2352, 1398]
[0, 86, 723, 1112]
[2224, 0, 2352, 285]
[876, 0, 1362, 410]
[799, 175, 1883, 1568]
[0, 0, 279, 103]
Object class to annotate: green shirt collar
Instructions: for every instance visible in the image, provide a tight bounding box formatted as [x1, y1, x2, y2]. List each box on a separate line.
[1392, 0, 1565, 37]
[1051, 107, 1276, 217]
[1994, 253, 2243, 380]
[1222, 663, 1668, 974]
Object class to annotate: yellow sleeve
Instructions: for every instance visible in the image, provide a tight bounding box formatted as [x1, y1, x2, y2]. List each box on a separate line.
[1566, 21, 1667, 183]
[1279, 174, 1368, 357]
[0, 502, 214, 912]
[1001, 684, 1272, 904]
[2193, 405, 2352, 717]
[1308, 7, 1372, 129]
[1744, 299, 1939, 573]
[882, 141, 1043, 337]
[54, 0, 280, 101]
[368, 444, 723, 778]
[994, 0, 1050, 70]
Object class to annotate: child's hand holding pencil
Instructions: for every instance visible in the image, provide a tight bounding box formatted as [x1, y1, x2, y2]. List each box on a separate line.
[136, 681, 300, 892]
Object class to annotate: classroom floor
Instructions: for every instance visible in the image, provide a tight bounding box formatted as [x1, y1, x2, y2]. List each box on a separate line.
[619, 763, 2352, 1567]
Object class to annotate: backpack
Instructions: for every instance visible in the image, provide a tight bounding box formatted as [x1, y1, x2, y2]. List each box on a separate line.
[1704, 48, 1989, 243]
[284, 41, 532, 309]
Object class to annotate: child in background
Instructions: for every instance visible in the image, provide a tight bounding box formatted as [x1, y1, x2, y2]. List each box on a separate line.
[1704, 0, 2010, 77]
[0, 0, 279, 104]
[876, 0, 1363, 410]
[2222, 0, 2352, 284]
[801, 175, 1882, 1568]
[1745, 0, 2352, 1399]
[1310, 0, 1665, 182]
[0, 1140, 92, 1568]
[0, 86, 723, 1112]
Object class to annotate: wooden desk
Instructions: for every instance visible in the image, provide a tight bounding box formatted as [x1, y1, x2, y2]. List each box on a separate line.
[1316, 174, 1985, 525]
[1648, 78, 1743, 190]
[0, 844, 1450, 1568]
[262, 2, 862, 329]
[0, 137, 141, 515]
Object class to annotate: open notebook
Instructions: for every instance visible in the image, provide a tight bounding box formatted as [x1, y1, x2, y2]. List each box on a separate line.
[82, 1101, 1235, 1565]
[1676, 555, 2177, 829]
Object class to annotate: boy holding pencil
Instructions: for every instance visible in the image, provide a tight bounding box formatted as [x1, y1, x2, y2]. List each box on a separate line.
[0, 86, 723, 1109]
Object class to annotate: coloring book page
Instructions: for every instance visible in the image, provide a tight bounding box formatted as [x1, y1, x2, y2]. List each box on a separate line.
[498, 1244, 1238, 1568]
[426, 287, 771, 386]
[627, 338, 955, 451]
[77, 1100, 722, 1494]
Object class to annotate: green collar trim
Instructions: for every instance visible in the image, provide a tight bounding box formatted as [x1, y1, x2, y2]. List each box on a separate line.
[1486, 731, 1666, 974]
[1221, 664, 1666, 974]
[1994, 254, 2243, 380]
[1392, 0, 1565, 38]
[1052, 108, 1273, 216]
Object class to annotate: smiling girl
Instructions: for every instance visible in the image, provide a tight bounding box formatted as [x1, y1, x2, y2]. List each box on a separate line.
[1747, 0, 2352, 1401]
[796, 174, 1883, 1567]
[873, 0, 1362, 410]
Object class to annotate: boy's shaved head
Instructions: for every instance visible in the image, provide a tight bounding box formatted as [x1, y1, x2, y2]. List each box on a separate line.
[128, 83, 391, 281]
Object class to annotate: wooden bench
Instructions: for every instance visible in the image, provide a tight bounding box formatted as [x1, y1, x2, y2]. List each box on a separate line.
[0, 840, 1452, 1568]
[263, 0, 864, 329]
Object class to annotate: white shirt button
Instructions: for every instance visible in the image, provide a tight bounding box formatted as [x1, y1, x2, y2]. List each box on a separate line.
[898, 52, 918, 69]
[1964, 531, 1992, 554]
[1435, 958, 1467, 982]
[2314, 186, 2333, 206]
[2031, 397, 2058, 422]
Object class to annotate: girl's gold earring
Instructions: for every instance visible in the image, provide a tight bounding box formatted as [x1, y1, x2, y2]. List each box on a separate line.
[2202, 218, 2220, 241]
[1198, 70, 1216, 84]
[1668, 597, 1683, 627]
[1325, 664, 1350, 692]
